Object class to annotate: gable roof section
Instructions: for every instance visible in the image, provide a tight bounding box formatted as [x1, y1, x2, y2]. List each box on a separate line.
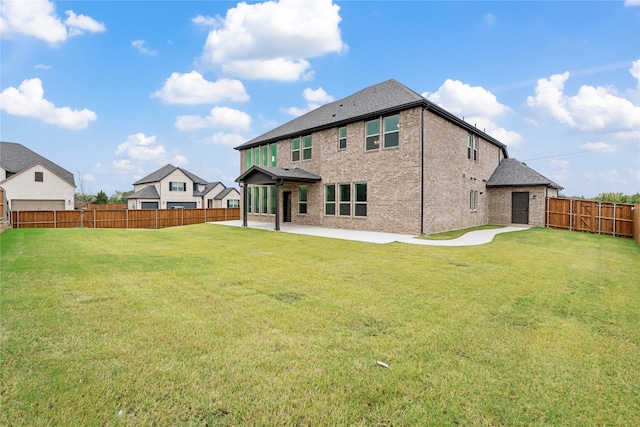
[134, 164, 208, 185]
[127, 185, 160, 199]
[486, 158, 563, 189]
[202, 182, 223, 197]
[0, 141, 75, 186]
[236, 165, 321, 185]
[214, 187, 239, 200]
[234, 79, 508, 157]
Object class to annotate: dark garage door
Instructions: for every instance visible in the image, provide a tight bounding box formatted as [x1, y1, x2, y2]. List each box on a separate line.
[166, 202, 197, 209]
[141, 202, 159, 209]
[512, 192, 529, 224]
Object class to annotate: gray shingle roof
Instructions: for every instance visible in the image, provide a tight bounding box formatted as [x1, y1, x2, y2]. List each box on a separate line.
[235, 165, 321, 183]
[234, 79, 508, 156]
[133, 164, 208, 185]
[214, 187, 239, 200]
[0, 141, 75, 186]
[127, 185, 160, 199]
[202, 182, 223, 196]
[486, 158, 563, 189]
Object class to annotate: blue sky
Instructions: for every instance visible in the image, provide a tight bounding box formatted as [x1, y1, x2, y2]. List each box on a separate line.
[1, 0, 639, 198]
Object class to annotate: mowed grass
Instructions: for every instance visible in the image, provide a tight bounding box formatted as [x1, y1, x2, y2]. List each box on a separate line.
[1, 225, 639, 426]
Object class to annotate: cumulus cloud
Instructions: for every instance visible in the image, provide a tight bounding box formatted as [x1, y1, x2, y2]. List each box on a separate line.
[0, 78, 96, 129]
[113, 133, 187, 174]
[151, 71, 249, 104]
[579, 141, 617, 153]
[199, 0, 346, 81]
[283, 86, 334, 116]
[527, 65, 640, 133]
[192, 14, 218, 27]
[0, 0, 105, 44]
[423, 79, 522, 147]
[175, 106, 251, 131]
[625, 0, 640, 6]
[131, 40, 158, 56]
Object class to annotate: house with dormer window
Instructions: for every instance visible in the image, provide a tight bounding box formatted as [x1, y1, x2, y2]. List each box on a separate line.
[234, 80, 561, 235]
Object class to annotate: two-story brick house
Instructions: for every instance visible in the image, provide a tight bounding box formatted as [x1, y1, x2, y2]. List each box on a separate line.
[235, 79, 561, 235]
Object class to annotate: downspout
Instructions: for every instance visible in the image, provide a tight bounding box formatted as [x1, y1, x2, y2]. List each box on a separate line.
[420, 106, 426, 235]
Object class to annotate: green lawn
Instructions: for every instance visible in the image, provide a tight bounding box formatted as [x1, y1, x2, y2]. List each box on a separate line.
[1, 225, 639, 426]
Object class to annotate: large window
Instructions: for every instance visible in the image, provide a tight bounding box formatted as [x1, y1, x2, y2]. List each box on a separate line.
[227, 199, 239, 208]
[467, 134, 478, 161]
[338, 127, 347, 150]
[253, 187, 260, 213]
[247, 188, 252, 213]
[365, 119, 380, 151]
[246, 149, 252, 169]
[355, 183, 367, 217]
[383, 115, 399, 148]
[261, 146, 268, 166]
[339, 184, 351, 216]
[292, 138, 300, 161]
[269, 185, 277, 214]
[298, 186, 308, 214]
[270, 144, 277, 166]
[253, 147, 260, 166]
[170, 182, 186, 191]
[325, 185, 336, 215]
[302, 135, 312, 160]
[261, 186, 268, 214]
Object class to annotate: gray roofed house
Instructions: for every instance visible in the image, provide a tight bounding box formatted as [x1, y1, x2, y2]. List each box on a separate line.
[0, 141, 76, 211]
[128, 164, 239, 210]
[234, 79, 562, 233]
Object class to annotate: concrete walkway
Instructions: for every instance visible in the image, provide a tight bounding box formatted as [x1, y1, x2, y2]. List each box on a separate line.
[212, 220, 530, 246]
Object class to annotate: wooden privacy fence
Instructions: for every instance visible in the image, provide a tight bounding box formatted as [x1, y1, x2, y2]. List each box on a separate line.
[11, 208, 240, 229]
[546, 198, 635, 238]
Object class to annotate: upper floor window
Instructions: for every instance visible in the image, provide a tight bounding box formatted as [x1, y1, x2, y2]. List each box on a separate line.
[366, 115, 400, 150]
[467, 135, 478, 161]
[383, 115, 399, 148]
[246, 149, 252, 170]
[35, 171, 44, 182]
[365, 119, 380, 150]
[261, 145, 268, 166]
[270, 144, 277, 166]
[292, 135, 312, 161]
[170, 182, 186, 191]
[338, 127, 347, 150]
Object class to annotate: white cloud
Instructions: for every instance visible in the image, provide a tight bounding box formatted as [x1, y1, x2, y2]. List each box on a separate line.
[0, 1, 104, 44]
[284, 86, 334, 116]
[200, 0, 346, 81]
[424, 79, 511, 118]
[0, 78, 96, 129]
[204, 132, 247, 146]
[84, 173, 96, 182]
[579, 141, 617, 153]
[527, 66, 640, 133]
[548, 159, 570, 181]
[625, 0, 640, 6]
[131, 39, 158, 56]
[484, 13, 496, 26]
[175, 106, 251, 131]
[113, 133, 187, 175]
[192, 14, 218, 27]
[151, 71, 249, 104]
[34, 64, 51, 70]
[423, 79, 521, 146]
[64, 10, 105, 37]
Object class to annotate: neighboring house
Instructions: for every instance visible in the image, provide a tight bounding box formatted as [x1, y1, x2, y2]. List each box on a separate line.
[127, 164, 240, 209]
[0, 141, 76, 211]
[234, 79, 562, 235]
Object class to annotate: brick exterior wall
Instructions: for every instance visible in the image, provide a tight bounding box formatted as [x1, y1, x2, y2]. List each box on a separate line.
[488, 186, 559, 227]
[238, 106, 527, 235]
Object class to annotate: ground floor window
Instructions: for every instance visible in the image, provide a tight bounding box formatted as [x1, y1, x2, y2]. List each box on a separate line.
[247, 185, 276, 214]
[339, 184, 351, 216]
[325, 184, 336, 215]
[227, 199, 239, 208]
[269, 186, 276, 214]
[299, 186, 308, 214]
[469, 190, 478, 211]
[354, 183, 367, 216]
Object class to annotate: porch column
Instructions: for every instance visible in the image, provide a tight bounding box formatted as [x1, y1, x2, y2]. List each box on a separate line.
[274, 181, 282, 231]
[242, 182, 248, 227]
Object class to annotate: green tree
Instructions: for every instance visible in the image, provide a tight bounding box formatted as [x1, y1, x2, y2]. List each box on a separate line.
[108, 190, 133, 204]
[95, 190, 109, 204]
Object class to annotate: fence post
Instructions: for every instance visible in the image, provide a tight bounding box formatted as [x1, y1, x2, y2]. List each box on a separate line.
[126, 209, 128, 229]
[569, 199, 573, 231]
[155, 209, 158, 229]
[613, 204, 617, 237]
[54, 210, 57, 229]
[597, 202, 601, 235]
